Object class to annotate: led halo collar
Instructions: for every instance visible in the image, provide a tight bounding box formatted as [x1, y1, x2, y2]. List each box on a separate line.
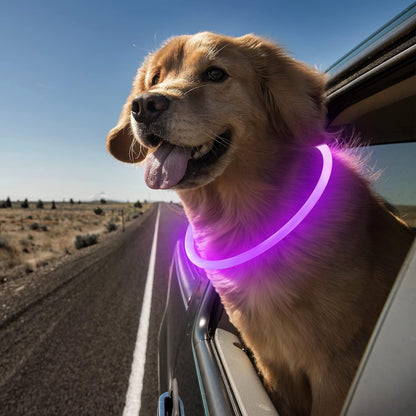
[185, 144, 333, 270]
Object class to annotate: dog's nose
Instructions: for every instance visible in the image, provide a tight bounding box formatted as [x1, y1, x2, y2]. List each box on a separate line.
[131, 93, 170, 125]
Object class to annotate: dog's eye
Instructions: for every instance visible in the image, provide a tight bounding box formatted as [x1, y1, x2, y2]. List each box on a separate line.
[205, 67, 228, 82]
[151, 72, 160, 86]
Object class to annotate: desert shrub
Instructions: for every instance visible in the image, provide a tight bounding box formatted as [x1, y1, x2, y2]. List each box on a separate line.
[0, 238, 9, 249]
[29, 223, 47, 231]
[21, 199, 29, 209]
[100, 198, 107, 204]
[106, 221, 118, 233]
[134, 200, 142, 208]
[30, 222, 40, 230]
[36, 200, 44, 209]
[74, 234, 98, 250]
[0, 238, 21, 268]
[93, 207, 104, 216]
[0, 197, 11, 208]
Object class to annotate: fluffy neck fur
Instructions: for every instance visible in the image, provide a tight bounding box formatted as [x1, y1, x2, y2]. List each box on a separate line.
[179, 145, 369, 275]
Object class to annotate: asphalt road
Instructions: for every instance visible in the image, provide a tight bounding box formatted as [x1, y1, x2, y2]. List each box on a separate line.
[0, 203, 189, 416]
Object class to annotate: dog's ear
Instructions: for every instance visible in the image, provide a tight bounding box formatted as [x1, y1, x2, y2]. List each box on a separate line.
[106, 66, 149, 163]
[237, 34, 327, 145]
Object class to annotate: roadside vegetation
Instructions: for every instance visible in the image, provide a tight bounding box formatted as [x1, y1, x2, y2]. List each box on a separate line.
[0, 199, 151, 280]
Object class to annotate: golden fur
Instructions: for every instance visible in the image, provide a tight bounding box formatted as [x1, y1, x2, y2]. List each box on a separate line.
[107, 32, 414, 415]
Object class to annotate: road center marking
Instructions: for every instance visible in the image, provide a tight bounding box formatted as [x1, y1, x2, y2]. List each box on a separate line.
[123, 205, 161, 416]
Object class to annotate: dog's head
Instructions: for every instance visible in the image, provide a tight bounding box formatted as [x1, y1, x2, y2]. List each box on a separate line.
[106, 32, 327, 190]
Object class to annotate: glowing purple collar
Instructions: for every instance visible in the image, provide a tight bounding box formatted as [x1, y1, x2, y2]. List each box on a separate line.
[185, 144, 333, 270]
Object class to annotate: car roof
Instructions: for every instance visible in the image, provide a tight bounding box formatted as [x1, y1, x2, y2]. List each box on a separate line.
[326, 4, 416, 80]
[325, 4, 416, 145]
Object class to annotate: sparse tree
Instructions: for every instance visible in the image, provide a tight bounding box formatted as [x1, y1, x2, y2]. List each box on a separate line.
[94, 207, 104, 216]
[100, 198, 107, 204]
[74, 234, 98, 250]
[30, 222, 39, 230]
[36, 200, 44, 209]
[6, 197, 12, 208]
[69, 198, 74, 204]
[106, 221, 118, 232]
[21, 199, 29, 209]
[134, 200, 143, 208]
[51, 201, 56, 210]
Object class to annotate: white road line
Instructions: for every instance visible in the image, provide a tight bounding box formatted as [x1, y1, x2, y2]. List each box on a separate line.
[123, 205, 161, 416]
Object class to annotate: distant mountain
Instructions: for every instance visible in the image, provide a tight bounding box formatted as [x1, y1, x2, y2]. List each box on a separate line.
[88, 191, 108, 202]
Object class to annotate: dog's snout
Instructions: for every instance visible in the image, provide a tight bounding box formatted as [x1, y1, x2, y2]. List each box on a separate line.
[131, 93, 170, 125]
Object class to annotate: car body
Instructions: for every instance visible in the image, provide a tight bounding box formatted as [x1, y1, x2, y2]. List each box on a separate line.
[158, 5, 416, 415]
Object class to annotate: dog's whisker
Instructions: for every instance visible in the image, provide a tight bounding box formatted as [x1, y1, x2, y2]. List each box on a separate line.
[214, 135, 229, 145]
[212, 43, 231, 56]
[138, 141, 147, 160]
[129, 137, 138, 162]
[182, 84, 209, 97]
[128, 136, 148, 162]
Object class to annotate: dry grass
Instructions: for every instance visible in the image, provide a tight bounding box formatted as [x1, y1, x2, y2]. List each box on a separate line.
[0, 201, 151, 279]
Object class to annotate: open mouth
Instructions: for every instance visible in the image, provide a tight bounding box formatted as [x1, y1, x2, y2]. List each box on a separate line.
[186, 129, 231, 171]
[144, 130, 232, 189]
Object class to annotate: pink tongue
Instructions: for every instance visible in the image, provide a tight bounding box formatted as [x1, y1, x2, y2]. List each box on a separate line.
[145, 142, 192, 189]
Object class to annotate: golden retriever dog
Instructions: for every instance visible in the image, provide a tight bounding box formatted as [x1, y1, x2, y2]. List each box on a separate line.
[106, 32, 414, 415]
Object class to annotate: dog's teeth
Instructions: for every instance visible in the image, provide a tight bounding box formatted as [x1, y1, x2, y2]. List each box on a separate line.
[193, 142, 213, 159]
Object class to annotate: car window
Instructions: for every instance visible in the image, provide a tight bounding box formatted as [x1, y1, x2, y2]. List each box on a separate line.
[361, 142, 416, 227]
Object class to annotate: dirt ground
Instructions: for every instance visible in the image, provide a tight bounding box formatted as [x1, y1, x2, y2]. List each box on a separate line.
[0, 201, 151, 281]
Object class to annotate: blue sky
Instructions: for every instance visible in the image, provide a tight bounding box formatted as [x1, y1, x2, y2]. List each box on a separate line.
[0, 0, 414, 203]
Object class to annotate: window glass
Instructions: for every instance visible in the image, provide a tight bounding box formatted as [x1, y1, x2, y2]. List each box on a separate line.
[361, 142, 416, 227]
